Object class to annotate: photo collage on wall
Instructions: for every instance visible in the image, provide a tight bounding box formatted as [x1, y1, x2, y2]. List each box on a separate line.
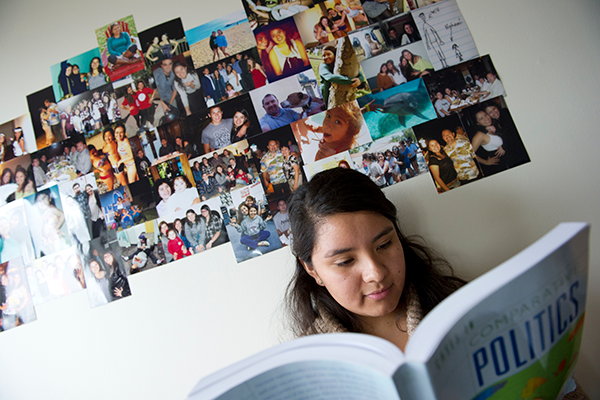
[0, 0, 530, 330]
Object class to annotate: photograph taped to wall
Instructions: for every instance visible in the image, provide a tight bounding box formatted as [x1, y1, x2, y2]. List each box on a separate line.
[243, 0, 314, 30]
[360, 40, 432, 93]
[307, 36, 370, 109]
[0, 153, 35, 205]
[293, 0, 367, 46]
[347, 23, 390, 62]
[357, 77, 436, 139]
[349, 132, 427, 187]
[49, 48, 108, 101]
[1, 258, 37, 331]
[378, 12, 421, 50]
[118, 220, 166, 275]
[26, 86, 65, 152]
[456, 97, 530, 178]
[148, 154, 200, 220]
[95, 15, 146, 82]
[411, 0, 478, 71]
[422, 54, 506, 119]
[291, 100, 371, 163]
[80, 238, 131, 308]
[56, 83, 121, 138]
[0, 199, 34, 265]
[23, 185, 71, 258]
[253, 17, 311, 83]
[250, 125, 305, 201]
[222, 181, 282, 263]
[249, 69, 322, 132]
[138, 18, 189, 69]
[25, 245, 86, 307]
[0, 114, 38, 158]
[186, 10, 256, 69]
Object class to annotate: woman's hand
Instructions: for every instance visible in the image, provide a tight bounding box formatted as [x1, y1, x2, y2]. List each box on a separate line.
[495, 146, 505, 157]
[482, 156, 500, 166]
[265, 215, 273, 222]
[114, 287, 124, 297]
[206, 241, 213, 250]
[351, 78, 361, 87]
[485, 125, 496, 134]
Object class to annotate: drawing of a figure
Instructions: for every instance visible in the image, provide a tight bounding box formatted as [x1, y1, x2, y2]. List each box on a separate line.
[419, 12, 447, 68]
[452, 44, 463, 61]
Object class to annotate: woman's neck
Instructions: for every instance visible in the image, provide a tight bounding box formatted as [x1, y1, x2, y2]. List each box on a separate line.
[359, 307, 409, 351]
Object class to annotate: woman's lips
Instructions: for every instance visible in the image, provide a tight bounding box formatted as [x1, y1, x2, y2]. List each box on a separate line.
[365, 285, 392, 300]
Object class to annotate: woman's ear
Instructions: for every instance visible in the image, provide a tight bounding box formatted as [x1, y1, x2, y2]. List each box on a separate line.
[299, 259, 324, 286]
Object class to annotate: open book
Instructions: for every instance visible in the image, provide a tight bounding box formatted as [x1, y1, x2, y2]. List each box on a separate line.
[186, 223, 590, 400]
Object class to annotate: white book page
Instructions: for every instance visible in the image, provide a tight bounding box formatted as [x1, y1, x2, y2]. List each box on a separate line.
[187, 333, 405, 399]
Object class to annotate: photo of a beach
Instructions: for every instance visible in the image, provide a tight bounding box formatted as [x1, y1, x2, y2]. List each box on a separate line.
[186, 9, 257, 69]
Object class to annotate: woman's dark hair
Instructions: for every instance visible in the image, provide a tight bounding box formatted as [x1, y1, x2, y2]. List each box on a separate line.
[386, 59, 398, 74]
[200, 204, 214, 223]
[86, 183, 102, 208]
[379, 63, 387, 74]
[319, 16, 333, 30]
[14, 165, 31, 191]
[173, 62, 198, 90]
[323, 45, 336, 59]
[186, 209, 200, 228]
[425, 139, 448, 161]
[153, 178, 172, 199]
[1, 168, 14, 185]
[286, 168, 465, 336]
[89, 57, 104, 76]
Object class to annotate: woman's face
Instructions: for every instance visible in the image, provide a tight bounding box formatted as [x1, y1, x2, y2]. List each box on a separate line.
[103, 253, 114, 265]
[194, 161, 200, 169]
[380, 64, 387, 73]
[320, 17, 329, 28]
[216, 165, 224, 174]
[322, 49, 335, 65]
[127, 87, 134, 95]
[91, 58, 100, 71]
[202, 158, 209, 165]
[240, 205, 249, 215]
[400, 57, 408, 66]
[90, 261, 100, 275]
[104, 131, 114, 143]
[66, 66, 72, 76]
[386, 61, 394, 71]
[174, 65, 187, 80]
[152, 37, 159, 44]
[476, 111, 492, 127]
[270, 28, 286, 45]
[115, 126, 125, 141]
[201, 208, 209, 219]
[256, 33, 269, 50]
[322, 108, 350, 144]
[86, 185, 93, 195]
[445, 88, 452, 95]
[103, 95, 110, 103]
[1, 171, 11, 184]
[158, 182, 172, 200]
[402, 51, 412, 61]
[187, 212, 196, 223]
[161, 34, 168, 41]
[281, 146, 290, 157]
[233, 111, 246, 128]
[304, 212, 406, 322]
[15, 171, 25, 186]
[112, 24, 122, 37]
[485, 106, 501, 120]
[404, 24, 413, 34]
[173, 178, 186, 193]
[245, 197, 254, 206]
[175, 220, 182, 232]
[226, 65, 232, 74]
[137, 81, 145, 90]
[72, 65, 80, 74]
[428, 140, 441, 153]
[160, 223, 168, 235]
[249, 207, 257, 219]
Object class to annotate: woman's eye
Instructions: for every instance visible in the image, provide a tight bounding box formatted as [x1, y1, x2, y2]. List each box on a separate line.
[377, 240, 392, 250]
[335, 259, 353, 267]
[335, 119, 341, 125]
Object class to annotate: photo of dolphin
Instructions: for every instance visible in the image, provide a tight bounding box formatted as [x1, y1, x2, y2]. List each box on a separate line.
[358, 78, 436, 140]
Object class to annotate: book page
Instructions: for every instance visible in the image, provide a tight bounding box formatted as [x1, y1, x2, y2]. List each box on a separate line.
[215, 360, 400, 400]
[409, 223, 589, 400]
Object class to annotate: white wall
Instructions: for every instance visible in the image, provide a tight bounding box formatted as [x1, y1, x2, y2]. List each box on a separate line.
[0, 0, 599, 399]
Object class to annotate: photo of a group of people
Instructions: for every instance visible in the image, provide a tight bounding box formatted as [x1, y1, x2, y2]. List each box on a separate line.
[0, 0, 528, 328]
